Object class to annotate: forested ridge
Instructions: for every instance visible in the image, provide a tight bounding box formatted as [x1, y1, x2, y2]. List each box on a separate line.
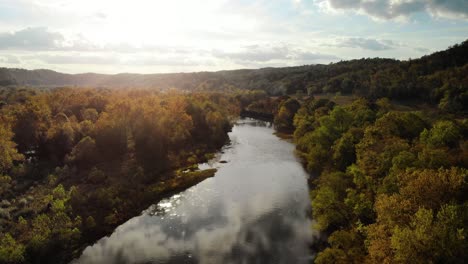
[1, 40, 467, 113]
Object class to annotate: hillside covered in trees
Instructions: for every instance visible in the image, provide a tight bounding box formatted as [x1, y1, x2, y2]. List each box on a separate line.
[1, 40, 467, 113]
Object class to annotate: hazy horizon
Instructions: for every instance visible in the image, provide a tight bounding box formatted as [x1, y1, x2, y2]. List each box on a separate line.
[0, 0, 467, 74]
[2, 42, 461, 76]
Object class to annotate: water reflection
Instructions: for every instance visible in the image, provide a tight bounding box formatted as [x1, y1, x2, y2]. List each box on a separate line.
[72, 118, 313, 264]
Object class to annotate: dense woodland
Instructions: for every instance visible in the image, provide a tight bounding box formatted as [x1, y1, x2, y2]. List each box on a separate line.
[263, 40, 468, 263]
[277, 97, 467, 263]
[0, 87, 267, 263]
[0, 40, 466, 263]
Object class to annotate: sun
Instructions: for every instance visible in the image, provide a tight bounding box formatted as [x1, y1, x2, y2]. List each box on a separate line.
[36, 0, 241, 48]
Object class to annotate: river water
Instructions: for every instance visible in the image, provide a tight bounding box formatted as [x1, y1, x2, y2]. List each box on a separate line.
[72, 118, 313, 264]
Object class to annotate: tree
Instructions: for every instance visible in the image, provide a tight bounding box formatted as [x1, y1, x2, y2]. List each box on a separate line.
[0, 233, 25, 264]
[356, 127, 410, 178]
[94, 112, 128, 161]
[312, 186, 349, 231]
[320, 106, 353, 138]
[391, 206, 467, 263]
[11, 97, 51, 154]
[66, 136, 97, 168]
[333, 128, 364, 170]
[374, 112, 427, 140]
[0, 123, 23, 173]
[274, 98, 300, 132]
[312, 172, 351, 231]
[420, 120, 461, 148]
[315, 230, 365, 264]
[45, 121, 75, 165]
[81, 108, 98, 122]
[398, 168, 466, 210]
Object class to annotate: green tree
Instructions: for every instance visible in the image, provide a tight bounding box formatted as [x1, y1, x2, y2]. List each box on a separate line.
[392, 205, 467, 263]
[420, 120, 461, 148]
[274, 98, 300, 132]
[315, 230, 365, 264]
[332, 128, 363, 170]
[0, 123, 23, 173]
[312, 172, 351, 231]
[0, 233, 25, 264]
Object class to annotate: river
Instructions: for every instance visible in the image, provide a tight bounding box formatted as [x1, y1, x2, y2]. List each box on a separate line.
[72, 118, 313, 264]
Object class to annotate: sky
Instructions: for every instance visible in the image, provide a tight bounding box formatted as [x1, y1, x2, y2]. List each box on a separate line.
[0, 0, 467, 74]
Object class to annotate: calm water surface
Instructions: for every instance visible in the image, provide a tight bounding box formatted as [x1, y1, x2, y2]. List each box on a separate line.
[72, 118, 313, 264]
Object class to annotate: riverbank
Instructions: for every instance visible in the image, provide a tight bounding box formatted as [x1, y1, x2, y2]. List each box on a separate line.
[72, 117, 312, 264]
[70, 165, 219, 262]
[0, 88, 250, 264]
[0, 143, 224, 264]
[272, 96, 468, 263]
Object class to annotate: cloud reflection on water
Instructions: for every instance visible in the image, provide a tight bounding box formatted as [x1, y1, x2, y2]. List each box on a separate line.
[72, 119, 314, 264]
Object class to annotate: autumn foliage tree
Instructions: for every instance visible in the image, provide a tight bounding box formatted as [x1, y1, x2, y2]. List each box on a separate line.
[293, 96, 468, 263]
[0, 87, 242, 264]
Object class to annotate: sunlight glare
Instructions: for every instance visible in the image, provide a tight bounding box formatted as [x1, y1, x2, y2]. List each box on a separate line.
[33, 0, 256, 48]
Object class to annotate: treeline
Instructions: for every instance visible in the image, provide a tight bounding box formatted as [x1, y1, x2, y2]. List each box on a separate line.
[226, 40, 468, 113]
[270, 95, 468, 263]
[234, 41, 467, 113]
[2, 40, 467, 113]
[0, 87, 261, 263]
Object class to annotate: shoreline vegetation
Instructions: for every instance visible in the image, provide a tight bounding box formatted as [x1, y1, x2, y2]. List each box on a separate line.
[269, 95, 468, 263]
[245, 41, 468, 263]
[0, 88, 265, 264]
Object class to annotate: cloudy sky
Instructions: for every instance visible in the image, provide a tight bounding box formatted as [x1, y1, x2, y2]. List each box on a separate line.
[0, 0, 467, 74]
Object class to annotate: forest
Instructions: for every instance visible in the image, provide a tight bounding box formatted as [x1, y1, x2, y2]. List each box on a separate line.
[244, 40, 468, 263]
[261, 40, 468, 263]
[0, 86, 267, 263]
[0, 40, 466, 263]
[273, 96, 468, 263]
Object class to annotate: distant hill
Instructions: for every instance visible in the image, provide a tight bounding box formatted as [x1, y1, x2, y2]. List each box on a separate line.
[1, 39, 467, 111]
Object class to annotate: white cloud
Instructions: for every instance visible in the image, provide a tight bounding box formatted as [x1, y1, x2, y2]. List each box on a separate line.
[31, 54, 119, 65]
[0, 54, 20, 64]
[0, 0, 465, 73]
[212, 45, 291, 62]
[0, 27, 64, 50]
[317, 0, 468, 20]
[211, 44, 340, 65]
[335, 37, 396, 50]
